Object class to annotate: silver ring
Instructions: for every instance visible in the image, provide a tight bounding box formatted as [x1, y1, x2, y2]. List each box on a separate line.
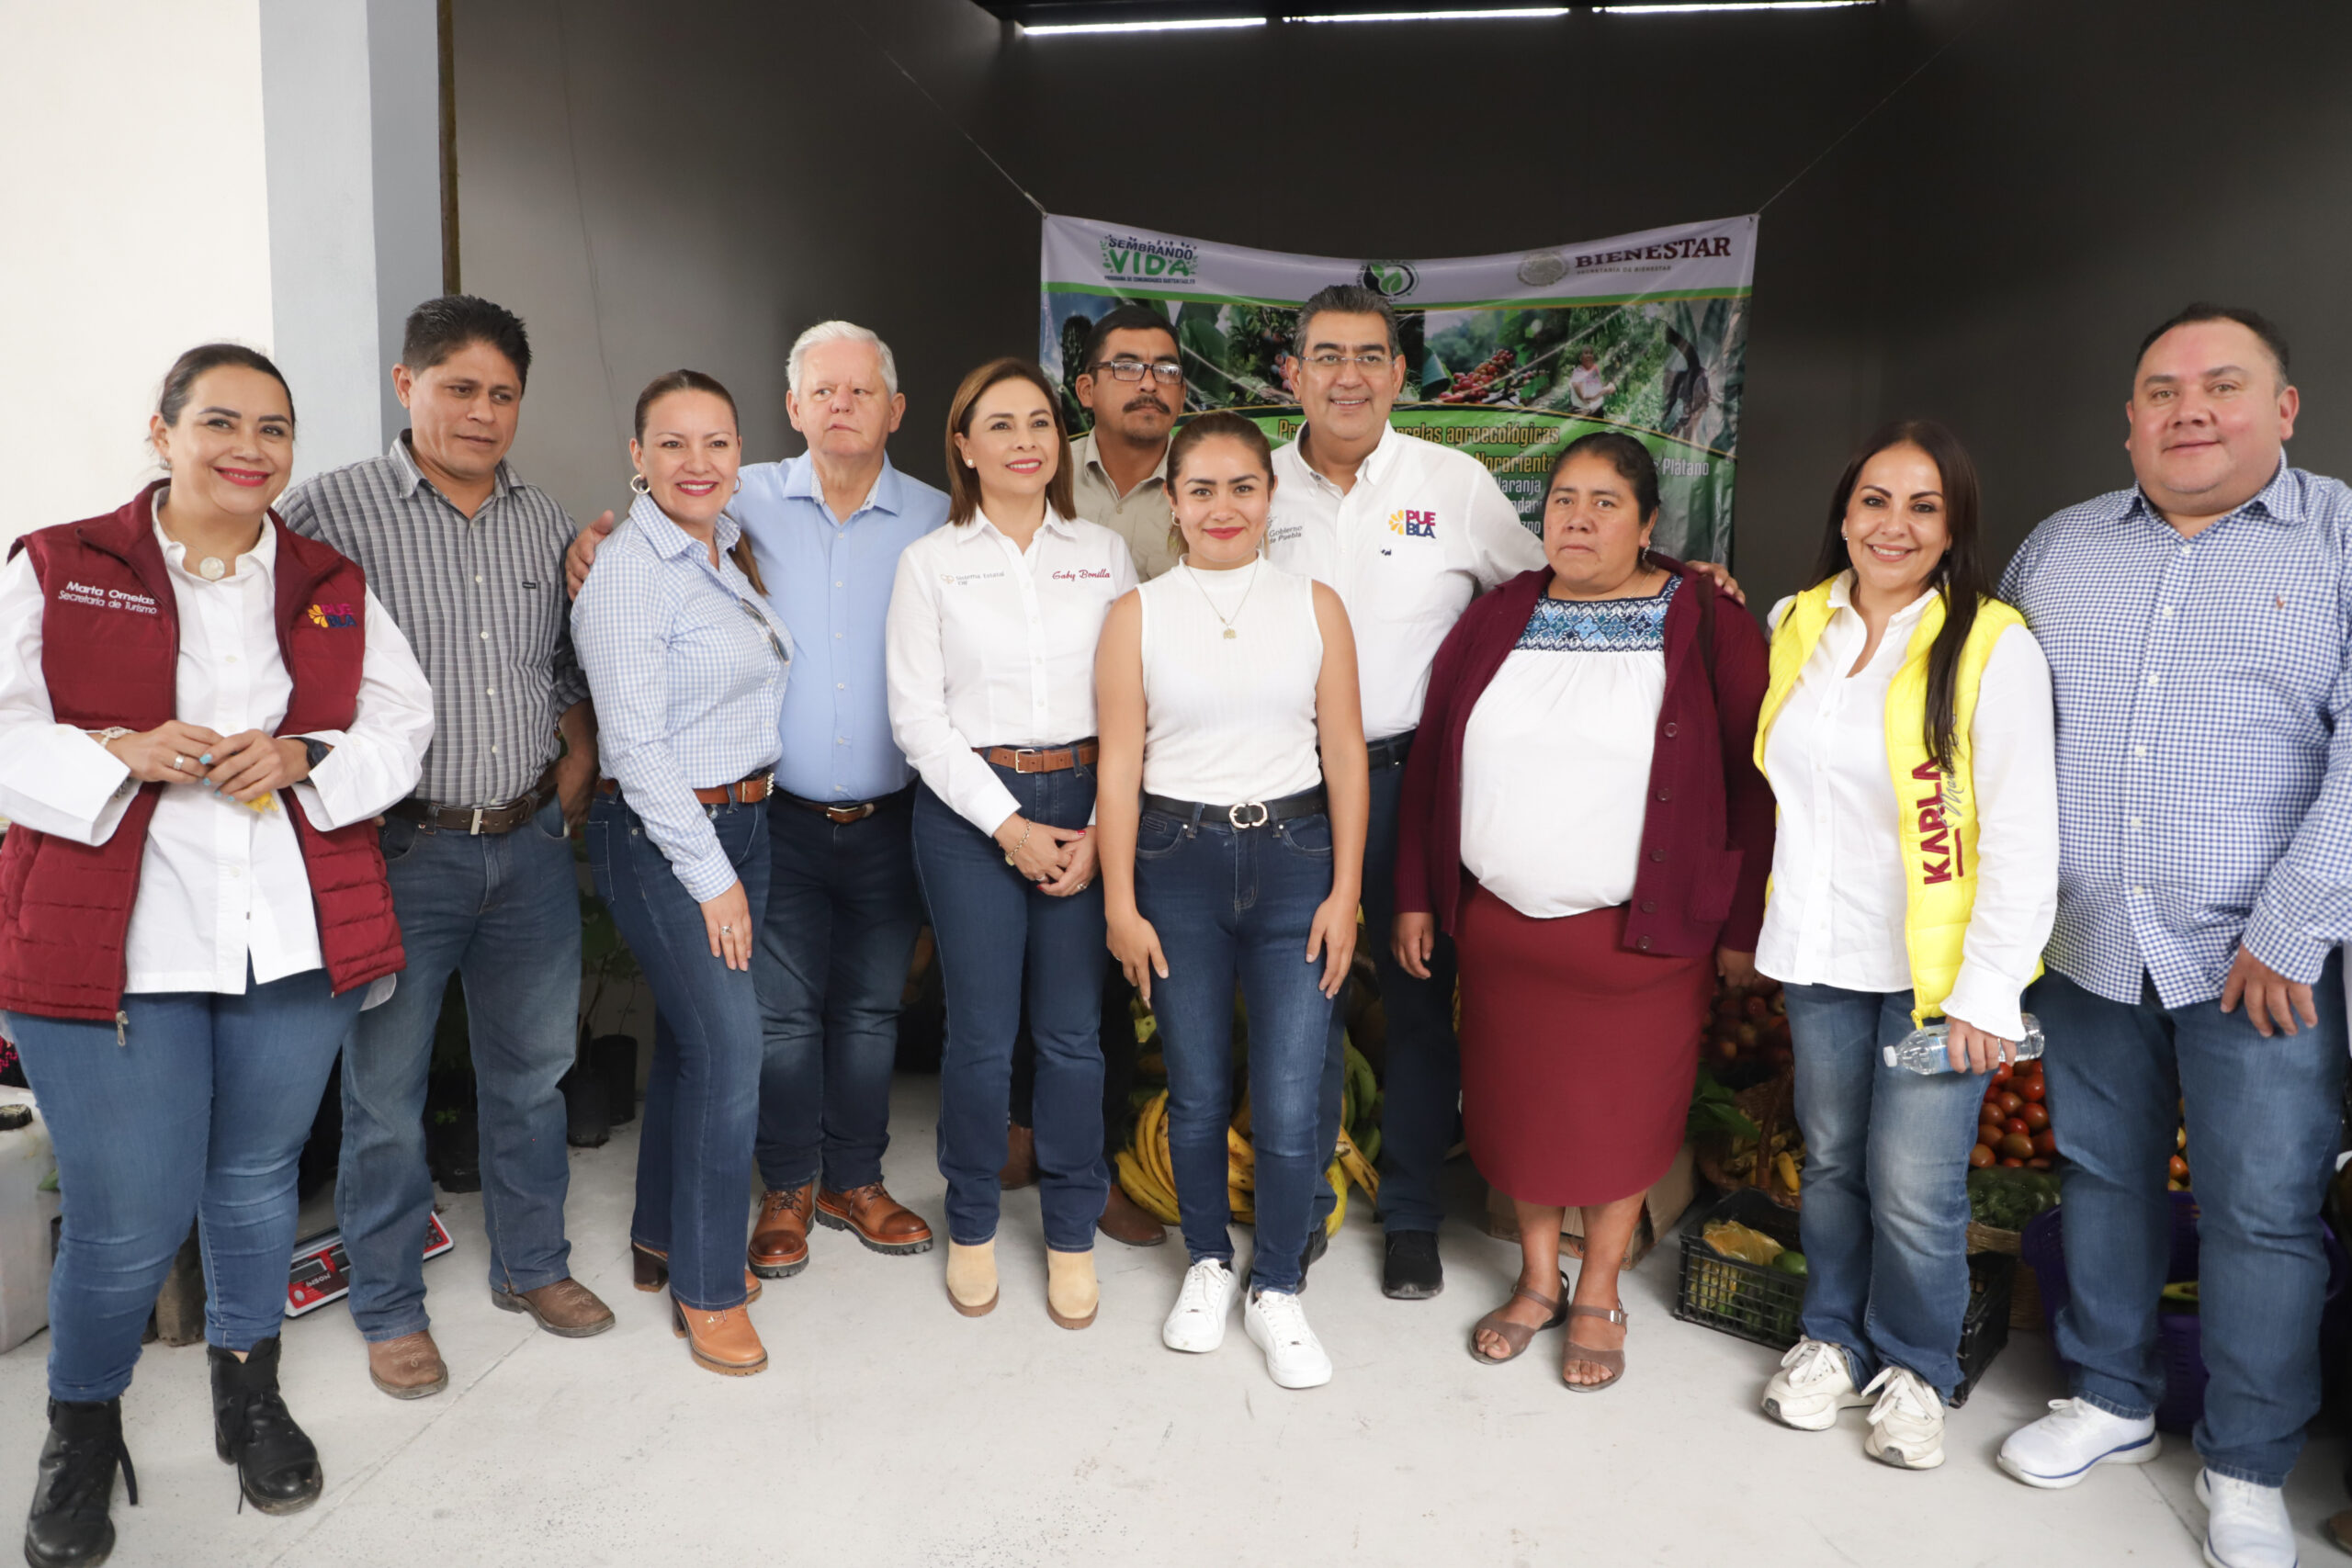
[175, 755, 190, 771]
[720, 924, 733, 933]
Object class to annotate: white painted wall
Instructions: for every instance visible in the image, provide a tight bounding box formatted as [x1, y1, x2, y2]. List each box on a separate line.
[0, 0, 441, 547]
[0, 0, 275, 539]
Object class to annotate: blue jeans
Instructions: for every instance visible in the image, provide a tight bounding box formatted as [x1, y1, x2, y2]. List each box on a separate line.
[586, 794, 770, 1311]
[336, 795, 582, 1341]
[1137, 806, 1340, 1294]
[2031, 958, 2349, 1486]
[912, 761, 1107, 1252]
[752, 792, 923, 1192]
[8, 968, 363, 1401]
[1320, 752, 1457, 1234]
[1783, 984, 1985, 1401]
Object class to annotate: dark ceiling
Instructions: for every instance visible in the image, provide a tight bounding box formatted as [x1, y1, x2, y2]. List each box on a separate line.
[977, 0, 1867, 23]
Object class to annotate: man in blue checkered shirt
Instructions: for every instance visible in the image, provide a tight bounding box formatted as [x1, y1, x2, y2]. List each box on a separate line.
[1993, 306, 2350, 1566]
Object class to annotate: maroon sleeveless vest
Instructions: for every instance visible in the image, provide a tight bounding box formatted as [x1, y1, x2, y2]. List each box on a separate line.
[0, 482, 404, 1021]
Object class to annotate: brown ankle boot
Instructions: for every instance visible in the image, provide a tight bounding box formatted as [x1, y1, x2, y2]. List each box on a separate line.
[998, 1123, 1039, 1190]
[635, 1242, 763, 1303]
[815, 1183, 933, 1256]
[749, 1186, 815, 1278]
[1099, 1183, 1168, 1247]
[670, 1299, 767, 1376]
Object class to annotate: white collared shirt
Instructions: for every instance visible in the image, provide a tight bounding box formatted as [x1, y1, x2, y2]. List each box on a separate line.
[1264, 424, 1544, 740]
[1754, 577, 2059, 1040]
[0, 520, 435, 994]
[885, 505, 1137, 834]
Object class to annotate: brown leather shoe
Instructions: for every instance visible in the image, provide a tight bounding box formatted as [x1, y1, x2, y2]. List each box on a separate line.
[367, 1330, 448, 1400]
[492, 1276, 616, 1338]
[815, 1183, 934, 1255]
[998, 1122, 1039, 1190]
[749, 1185, 815, 1278]
[671, 1298, 767, 1376]
[635, 1241, 763, 1302]
[1099, 1182, 1169, 1247]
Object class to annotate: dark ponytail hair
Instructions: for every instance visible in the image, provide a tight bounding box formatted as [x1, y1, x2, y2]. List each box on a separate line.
[628, 368, 765, 595]
[1167, 411, 1273, 485]
[1809, 419, 1990, 775]
[158, 343, 296, 427]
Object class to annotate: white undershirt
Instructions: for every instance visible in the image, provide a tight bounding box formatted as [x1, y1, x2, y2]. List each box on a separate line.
[0, 519, 435, 995]
[1754, 578, 2058, 1040]
[1138, 558, 1324, 804]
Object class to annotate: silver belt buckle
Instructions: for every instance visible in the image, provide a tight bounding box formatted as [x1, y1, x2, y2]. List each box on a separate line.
[1012, 748, 1046, 774]
[1227, 801, 1270, 829]
[469, 806, 486, 835]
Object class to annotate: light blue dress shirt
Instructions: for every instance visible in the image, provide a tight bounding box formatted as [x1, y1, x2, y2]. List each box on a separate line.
[734, 453, 948, 802]
[572, 495, 792, 900]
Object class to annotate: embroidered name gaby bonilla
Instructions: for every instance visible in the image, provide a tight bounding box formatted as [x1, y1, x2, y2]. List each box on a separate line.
[1911, 759, 1967, 886]
[307, 602, 357, 629]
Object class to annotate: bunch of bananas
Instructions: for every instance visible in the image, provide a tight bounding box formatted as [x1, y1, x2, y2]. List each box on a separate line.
[1115, 1068, 1381, 1240]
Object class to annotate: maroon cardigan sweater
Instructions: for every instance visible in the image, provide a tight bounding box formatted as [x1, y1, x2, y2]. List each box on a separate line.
[1393, 558, 1775, 958]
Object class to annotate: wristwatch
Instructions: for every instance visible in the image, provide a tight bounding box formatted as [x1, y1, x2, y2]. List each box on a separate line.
[298, 737, 334, 771]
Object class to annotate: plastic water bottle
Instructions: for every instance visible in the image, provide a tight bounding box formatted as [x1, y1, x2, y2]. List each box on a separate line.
[1881, 1016, 2045, 1075]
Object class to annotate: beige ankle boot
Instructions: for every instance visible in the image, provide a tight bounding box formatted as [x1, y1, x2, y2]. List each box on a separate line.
[1046, 1248, 1099, 1330]
[945, 1239, 998, 1317]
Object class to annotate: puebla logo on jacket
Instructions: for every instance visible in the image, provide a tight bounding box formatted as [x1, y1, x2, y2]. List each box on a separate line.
[1388, 508, 1437, 539]
[307, 602, 357, 629]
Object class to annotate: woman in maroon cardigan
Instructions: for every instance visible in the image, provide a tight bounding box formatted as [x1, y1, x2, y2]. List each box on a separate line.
[1394, 432, 1773, 1391]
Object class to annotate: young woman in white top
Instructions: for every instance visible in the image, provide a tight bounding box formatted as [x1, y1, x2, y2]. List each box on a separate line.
[0, 345, 432, 1559]
[1095, 412, 1368, 1389]
[1752, 421, 2057, 1471]
[886, 358, 1136, 1329]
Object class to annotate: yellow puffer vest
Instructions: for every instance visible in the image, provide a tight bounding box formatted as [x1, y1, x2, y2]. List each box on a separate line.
[1754, 581, 2036, 1025]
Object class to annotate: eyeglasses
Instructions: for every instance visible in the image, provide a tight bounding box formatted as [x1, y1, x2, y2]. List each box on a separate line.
[1295, 352, 1392, 372]
[1090, 359, 1182, 385]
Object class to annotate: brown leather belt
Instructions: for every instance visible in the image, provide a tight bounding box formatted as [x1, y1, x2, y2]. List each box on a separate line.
[776, 785, 912, 824]
[390, 764, 560, 836]
[597, 771, 774, 806]
[975, 740, 1099, 774]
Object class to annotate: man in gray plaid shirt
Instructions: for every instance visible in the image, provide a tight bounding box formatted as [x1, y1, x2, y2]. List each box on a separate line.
[279, 297, 616, 1399]
[1993, 306, 2351, 1568]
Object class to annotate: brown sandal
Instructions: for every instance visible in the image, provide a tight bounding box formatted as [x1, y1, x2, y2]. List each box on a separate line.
[1562, 1303, 1628, 1392]
[1469, 1272, 1569, 1364]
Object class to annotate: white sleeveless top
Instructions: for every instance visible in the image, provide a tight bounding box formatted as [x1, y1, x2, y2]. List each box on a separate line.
[1138, 558, 1325, 804]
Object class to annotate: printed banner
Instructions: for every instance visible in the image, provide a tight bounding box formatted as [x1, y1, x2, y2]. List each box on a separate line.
[1040, 213, 1757, 563]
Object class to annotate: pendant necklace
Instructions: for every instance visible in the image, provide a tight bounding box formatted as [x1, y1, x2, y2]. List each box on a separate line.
[158, 490, 233, 581]
[1183, 556, 1260, 639]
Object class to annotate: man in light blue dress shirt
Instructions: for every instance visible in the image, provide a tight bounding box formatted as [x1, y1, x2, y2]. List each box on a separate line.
[732, 323, 948, 1272]
[1993, 306, 2352, 1568]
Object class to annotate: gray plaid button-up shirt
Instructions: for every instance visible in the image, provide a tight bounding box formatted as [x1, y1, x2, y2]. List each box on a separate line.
[278, 434, 590, 807]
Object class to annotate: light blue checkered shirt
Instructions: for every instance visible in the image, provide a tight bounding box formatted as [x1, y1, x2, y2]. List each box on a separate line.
[2000, 460, 2352, 1007]
[572, 496, 792, 900]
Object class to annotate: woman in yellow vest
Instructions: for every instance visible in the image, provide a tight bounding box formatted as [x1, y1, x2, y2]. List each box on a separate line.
[1751, 421, 2057, 1470]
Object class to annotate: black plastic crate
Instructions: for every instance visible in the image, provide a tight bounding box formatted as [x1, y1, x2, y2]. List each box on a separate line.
[1676, 1187, 2014, 1406]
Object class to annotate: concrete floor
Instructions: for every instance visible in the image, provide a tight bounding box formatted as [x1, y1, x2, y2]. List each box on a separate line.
[3, 1076, 2346, 1568]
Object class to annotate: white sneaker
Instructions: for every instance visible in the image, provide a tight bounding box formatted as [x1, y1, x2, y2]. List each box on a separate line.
[1244, 1288, 1333, 1389]
[1763, 1338, 1874, 1431]
[1998, 1397, 2161, 1488]
[1161, 1259, 1238, 1354]
[2197, 1469, 2299, 1568]
[1860, 1366, 1946, 1470]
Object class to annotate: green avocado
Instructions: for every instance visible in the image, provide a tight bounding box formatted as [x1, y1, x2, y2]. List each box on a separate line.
[1771, 1250, 1809, 1277]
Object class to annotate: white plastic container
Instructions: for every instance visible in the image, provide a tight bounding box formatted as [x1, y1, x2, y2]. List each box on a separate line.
[0, 1086, 61, 1353]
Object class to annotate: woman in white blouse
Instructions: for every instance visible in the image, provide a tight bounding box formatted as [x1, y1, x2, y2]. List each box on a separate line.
[1095, 412, 1367, 1390]
[887, 358, 1136, 1328]
[0, 345, 431, 1561]
[1753, 420, 2057, 1472]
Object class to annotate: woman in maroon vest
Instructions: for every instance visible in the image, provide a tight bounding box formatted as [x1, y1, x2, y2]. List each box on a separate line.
[0, 345, 433, 1566]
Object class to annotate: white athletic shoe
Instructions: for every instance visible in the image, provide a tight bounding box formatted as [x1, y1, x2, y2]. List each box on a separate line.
[1860, 1365, 1946, 1470]
[1762, 1338, 1874, 1431]
[1161, 1258, 1238, 1354]
[1997, 1397, 2161, 1488]
[1244, 1288, 1333, 1389]
[2197, 1469, 2299, 1568]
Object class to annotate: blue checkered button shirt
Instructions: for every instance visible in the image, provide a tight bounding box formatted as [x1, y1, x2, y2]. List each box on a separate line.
[2000, 461, 2352, 1007]
[572, 496, 792, 901]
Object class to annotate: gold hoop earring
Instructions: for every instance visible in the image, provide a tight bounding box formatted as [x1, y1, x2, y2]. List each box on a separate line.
[629, 474, 650, 496]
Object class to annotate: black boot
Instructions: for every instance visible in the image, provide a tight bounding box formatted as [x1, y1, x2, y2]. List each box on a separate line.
[209, 1338, 322, 1515]
[24, 1398, 136, 1568]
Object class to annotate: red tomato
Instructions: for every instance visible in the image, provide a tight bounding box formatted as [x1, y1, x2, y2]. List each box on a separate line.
[2020, 1103, 2051, 1132]
[1997, 1131, 2036, 1161]
[1996, 1090, 2024, 1116]
[1999, 1156, 2027, 1168]
[2026, 1156, 2053, 1170]
[2018, 1077, 2046, 1103]
[1991, 1061, 2014, 1084]
[2032, 1129, 2060, 1157]
[2003, 1116, 2030, 1138]
[2169, 1154, 2190, 1181]
[1969, 1143, 1996, 1168]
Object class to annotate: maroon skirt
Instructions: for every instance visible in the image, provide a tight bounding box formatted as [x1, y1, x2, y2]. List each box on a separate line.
[1455, 886, 1713, 1208]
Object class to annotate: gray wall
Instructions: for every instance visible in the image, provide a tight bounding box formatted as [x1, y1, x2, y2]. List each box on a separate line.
[449, 0, 2352, 611]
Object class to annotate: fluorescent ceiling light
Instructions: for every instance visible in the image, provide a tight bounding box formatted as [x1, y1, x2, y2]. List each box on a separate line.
[1596, 2, 1872, 12]
[1287, 7, 1569, 19]
[1023, 17, 1266, 33]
